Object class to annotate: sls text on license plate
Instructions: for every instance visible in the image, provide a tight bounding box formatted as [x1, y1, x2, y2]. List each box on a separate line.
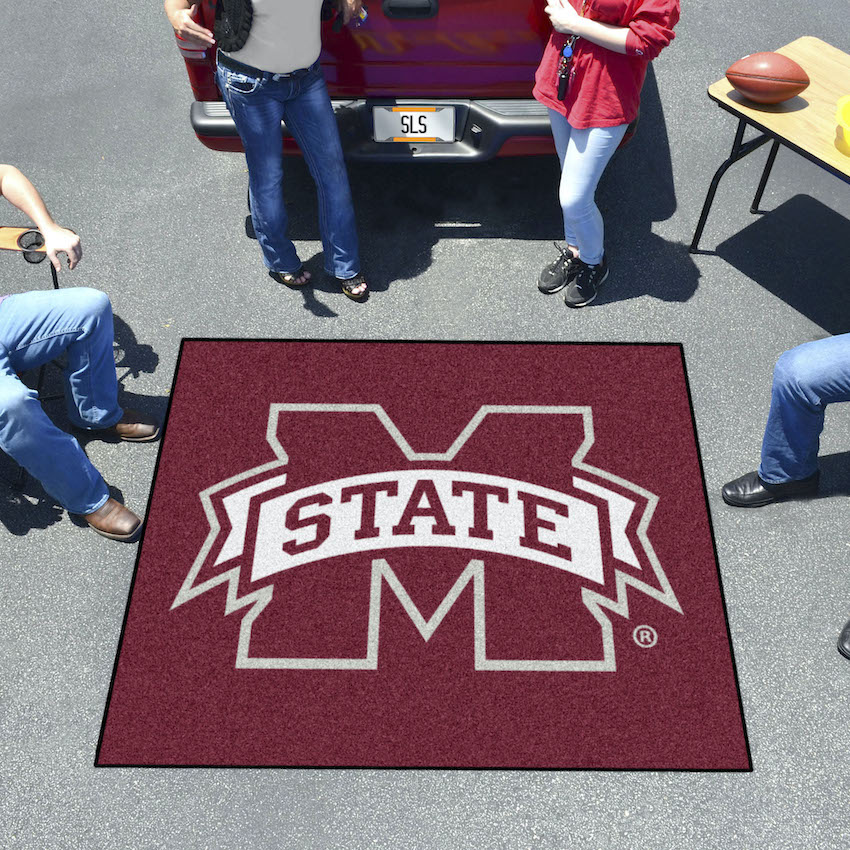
[373, 106, 455, 143]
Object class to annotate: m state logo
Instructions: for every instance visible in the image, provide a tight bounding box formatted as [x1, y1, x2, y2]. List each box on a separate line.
[171, 404, 682, 672]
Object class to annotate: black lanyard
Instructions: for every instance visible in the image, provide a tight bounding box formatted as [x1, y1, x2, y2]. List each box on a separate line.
[555, 0, 588, 100]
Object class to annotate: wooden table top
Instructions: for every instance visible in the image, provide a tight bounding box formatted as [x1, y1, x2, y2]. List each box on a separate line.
[708, 36, 850, 180]
[0, 226, 45, 254]
[0, 226, 44, 254]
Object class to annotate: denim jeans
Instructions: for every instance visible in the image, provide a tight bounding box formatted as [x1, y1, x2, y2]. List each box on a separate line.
[217, 57, 361, 279]
[758, 333, 850, 483]
[548, 110, 628, 266]
[0, 288, 122, 514]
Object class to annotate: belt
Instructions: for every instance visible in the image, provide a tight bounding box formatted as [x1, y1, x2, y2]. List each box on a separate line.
[217, 50, 313, 79]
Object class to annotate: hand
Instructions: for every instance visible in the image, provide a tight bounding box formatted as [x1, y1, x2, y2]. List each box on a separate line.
[336, 0, 363, 25]
[167, 4, 215, 48]
[544, 0, 584, 36]
[42, 225, 82, 272]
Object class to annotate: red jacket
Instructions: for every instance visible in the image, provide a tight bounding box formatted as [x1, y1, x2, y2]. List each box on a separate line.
[533, 0, 679, 129]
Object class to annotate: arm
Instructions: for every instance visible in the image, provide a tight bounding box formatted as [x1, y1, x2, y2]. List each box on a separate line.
[545, 0, 678, 59]
[544, 1, 629, 53]
[0, 164, 82, 271]
[164, 0, 215, 48]
[572, 16, 629, 53]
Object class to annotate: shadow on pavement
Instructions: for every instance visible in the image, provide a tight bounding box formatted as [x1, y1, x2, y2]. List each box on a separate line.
[0, 483, 64, 536]
[113, 313, 159, 384]
[593, 64, 700, 306]
[251, 65, 698, 309]
[246, 210, 342, 317]
[716, 195, 850, 333]
[817, 450, 850, 497]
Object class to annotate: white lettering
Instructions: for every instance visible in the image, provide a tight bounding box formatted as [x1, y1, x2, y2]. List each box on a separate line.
[248, 470, 604, 583]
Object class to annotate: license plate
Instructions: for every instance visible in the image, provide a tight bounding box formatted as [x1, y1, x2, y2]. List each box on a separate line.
[373, 106, 455, 143]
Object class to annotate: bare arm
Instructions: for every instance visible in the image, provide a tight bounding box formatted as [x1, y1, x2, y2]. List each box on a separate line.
[0, 164, 82, 271]
[544, 1, 629, 54]
[164, 0, 215, 48]
[570, 17, 629, 53]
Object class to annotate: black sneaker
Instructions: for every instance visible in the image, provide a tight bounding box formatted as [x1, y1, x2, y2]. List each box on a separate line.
[538, 243, 580, 294]
[564, 254, 609, 308]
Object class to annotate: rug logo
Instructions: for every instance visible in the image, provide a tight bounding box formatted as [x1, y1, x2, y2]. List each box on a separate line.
[172, 404, 682, 672]
[243, 469, 606, 583]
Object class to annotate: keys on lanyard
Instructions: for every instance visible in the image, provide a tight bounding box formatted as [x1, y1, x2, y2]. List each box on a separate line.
[557, 36, 578, 100]
[555, 0, 586, 100]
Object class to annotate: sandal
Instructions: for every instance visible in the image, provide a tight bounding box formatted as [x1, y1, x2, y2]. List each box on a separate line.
[270, 266, 311, 289]
[338, 273, 369, 302]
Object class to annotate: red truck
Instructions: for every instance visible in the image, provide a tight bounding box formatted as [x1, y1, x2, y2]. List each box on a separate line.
[175, 1, 561, 161]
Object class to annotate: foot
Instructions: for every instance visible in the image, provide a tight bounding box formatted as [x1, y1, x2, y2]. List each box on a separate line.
[270, 266, 312, 288]
[337, 273, 368, 301]
[564, 254, 609, 308]
[721, 470, 819, 507]
[105, 409, 160, 442]
[83, 498, 142, 541]
[538, 243, 580, 294]
[838, 619, 850, 660]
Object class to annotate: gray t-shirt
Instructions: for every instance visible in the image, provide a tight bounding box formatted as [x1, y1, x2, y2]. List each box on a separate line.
[225, 0, 325, 75]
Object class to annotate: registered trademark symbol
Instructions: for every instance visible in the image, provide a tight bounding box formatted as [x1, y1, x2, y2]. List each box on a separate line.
[633, 625, 658, 648]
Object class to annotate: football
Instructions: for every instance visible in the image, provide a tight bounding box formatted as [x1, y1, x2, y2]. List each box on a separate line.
[725, 52, 810, 104]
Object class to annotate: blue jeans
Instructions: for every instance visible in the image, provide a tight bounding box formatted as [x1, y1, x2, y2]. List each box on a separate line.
[0, 288, 122, 514]
[217, 57, 361, 279]
[548, 110, 628, 266]
[758, 333, 850, 483]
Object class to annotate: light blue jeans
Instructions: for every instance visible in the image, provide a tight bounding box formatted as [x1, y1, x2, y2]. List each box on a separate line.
[0, 288, 122, 514]
[758, 333, 850, 483]
[217, 56, 361, 280]
[548, 110, 628, 266]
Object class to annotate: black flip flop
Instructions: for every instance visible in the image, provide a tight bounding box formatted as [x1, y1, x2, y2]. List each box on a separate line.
[270, 266, 312, 289]
[338, 273, 368, 302]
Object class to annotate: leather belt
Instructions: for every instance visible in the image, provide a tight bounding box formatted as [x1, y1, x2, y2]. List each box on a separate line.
[217, 50, 312, 79]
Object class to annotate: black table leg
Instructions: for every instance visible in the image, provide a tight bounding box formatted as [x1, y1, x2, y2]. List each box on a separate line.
[690, 118, 773, 253]
[750, 140, 780, 214]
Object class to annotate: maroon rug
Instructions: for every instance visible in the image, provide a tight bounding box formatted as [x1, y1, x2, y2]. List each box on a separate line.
[97, 341, 750, 770]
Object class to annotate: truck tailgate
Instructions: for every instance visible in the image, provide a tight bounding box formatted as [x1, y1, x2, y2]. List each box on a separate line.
[321, 0, 550, 98]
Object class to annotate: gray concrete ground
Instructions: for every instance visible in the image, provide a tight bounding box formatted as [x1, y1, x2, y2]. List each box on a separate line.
[2, 1, 849, 848]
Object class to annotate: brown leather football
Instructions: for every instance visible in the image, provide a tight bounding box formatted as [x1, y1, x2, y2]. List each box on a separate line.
[725, 52, 810, 104]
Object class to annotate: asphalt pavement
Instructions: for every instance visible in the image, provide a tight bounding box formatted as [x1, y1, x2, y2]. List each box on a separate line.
[1, 1, 849, 848]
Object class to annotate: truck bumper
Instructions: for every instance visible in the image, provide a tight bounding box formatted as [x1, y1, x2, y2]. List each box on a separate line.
[190, 98, 555, 161]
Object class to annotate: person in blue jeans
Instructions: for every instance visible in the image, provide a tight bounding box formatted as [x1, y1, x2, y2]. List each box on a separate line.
[720, 333, 850, 661]
[0, 164, 159, 541]
[721, 334, 850, 507]
[533, 0, 679, 308]
[165, 0, 368, 301]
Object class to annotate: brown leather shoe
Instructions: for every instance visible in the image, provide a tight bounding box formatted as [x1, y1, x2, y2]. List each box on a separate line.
[83, 498, 142, 541]
[109, 409, 160, 442]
